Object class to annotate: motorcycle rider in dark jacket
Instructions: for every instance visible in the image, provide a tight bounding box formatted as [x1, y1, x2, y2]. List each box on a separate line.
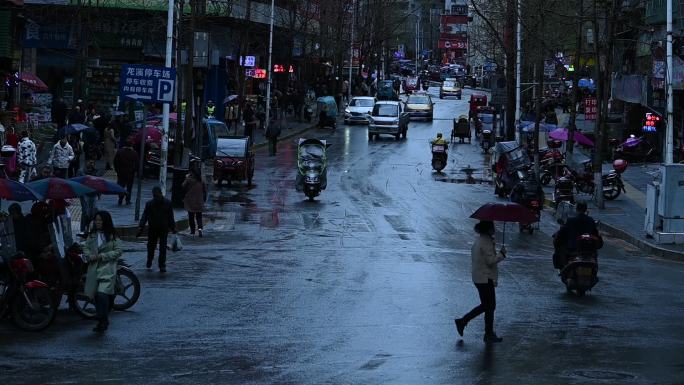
[553, 202, 600, 269]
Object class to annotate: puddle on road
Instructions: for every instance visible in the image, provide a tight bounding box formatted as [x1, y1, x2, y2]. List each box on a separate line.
[435, 176, 492, 185]
[213, 192, 256, 208]
[566, 369, 636, 381]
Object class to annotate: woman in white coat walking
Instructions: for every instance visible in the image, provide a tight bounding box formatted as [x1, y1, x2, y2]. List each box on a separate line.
[455, 220, 507, 343]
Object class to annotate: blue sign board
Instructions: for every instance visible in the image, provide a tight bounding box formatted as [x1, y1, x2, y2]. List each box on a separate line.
[119, 64, 176, 104]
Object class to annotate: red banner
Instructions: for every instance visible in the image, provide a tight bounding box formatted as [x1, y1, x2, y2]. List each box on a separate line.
[441, 15, 468, 24]
[439, 40, 468, 49]
[584, 98, 597, 120]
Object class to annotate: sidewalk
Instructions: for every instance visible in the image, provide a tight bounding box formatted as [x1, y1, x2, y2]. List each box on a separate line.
[42, 115, 316, 236]
[544, 162, 684, 261]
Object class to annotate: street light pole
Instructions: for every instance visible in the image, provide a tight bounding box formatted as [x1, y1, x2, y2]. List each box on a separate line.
[160, 0, 174, 194]
[514, 0, 522, 144]
[666, 0, 674, 163]
[348, 0, 355, 103]
[265, 0, 275, 137]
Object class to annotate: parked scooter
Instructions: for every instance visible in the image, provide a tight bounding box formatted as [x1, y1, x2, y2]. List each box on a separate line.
[562, 159, 628, 200]
[296, 138, 329, 201]
[510, 169, 544, 234]
[611, 135, 656, 162]
[480, 129, 494, 153]
[0, 254, 57, 331]
[431, 141, 448, 172]
[63, 243, 141, 319]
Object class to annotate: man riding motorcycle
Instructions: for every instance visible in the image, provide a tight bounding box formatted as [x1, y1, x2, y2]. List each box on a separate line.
[553, 202, 601, 269]
[431, 133, 449, 147]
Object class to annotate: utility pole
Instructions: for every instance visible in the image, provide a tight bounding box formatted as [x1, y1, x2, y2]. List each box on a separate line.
[183, 0, 196, 163]
[567, 0, 584, 156]
[514, 0, 522, 144]
[348, 0, 356, 103]
[265, 0, 275, 138]
[174, 0, 184, 165]
[666, 0, 674, 163]
[159, 0, 175, 194]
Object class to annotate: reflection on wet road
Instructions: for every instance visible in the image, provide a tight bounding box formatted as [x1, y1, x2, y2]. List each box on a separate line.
[2, 88, 684, 384]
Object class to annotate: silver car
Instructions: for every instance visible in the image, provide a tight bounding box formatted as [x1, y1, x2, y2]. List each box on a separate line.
[367, 101, 410, 141]
[344, 96, 376, 125]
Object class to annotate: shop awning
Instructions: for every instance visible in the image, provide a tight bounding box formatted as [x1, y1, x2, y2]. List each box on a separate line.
[18, 72, 48, 91]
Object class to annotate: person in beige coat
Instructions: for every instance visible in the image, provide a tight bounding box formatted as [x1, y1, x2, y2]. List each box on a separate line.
[182, 169, 206, 237]
[103, 125, 117, 170]
[455, 220, 507, 343]
[84, 211, 122, 333]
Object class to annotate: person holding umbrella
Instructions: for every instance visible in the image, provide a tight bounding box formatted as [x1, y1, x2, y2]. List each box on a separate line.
[455, 220, 507, 343]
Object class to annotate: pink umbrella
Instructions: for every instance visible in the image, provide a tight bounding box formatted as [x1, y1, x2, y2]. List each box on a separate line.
[549, 128, 594, 147]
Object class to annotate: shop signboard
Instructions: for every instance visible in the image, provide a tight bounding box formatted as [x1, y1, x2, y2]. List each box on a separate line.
[119, 64, 176, 104]
[584, 97, 597, 120]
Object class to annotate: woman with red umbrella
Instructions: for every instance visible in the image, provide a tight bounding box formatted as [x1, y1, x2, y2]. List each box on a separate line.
[455, 220, 508, 343]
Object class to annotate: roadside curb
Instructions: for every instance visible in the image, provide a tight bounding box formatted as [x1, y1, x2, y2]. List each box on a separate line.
[116, 217, 190, 237]
[542, 198, 684, 261]
[252, 122, 318, 149]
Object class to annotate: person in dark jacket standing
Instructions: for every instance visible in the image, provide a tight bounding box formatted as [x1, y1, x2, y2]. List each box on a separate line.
[138, 187, 176, 272]
[113, 144, 138, 205]
[243, 103, 256, 141]
[265, 121, 281, 156]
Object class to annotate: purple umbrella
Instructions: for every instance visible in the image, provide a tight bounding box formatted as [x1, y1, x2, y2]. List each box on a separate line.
[549, 128, 594, 147]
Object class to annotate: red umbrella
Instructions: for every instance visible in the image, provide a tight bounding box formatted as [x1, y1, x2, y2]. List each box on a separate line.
[470, 202, 539, 244]
[18, 72, 48, 91]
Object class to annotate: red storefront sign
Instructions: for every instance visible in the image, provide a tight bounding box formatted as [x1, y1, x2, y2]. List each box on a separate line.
[439, 40, 468, 49]
[584, 98, 597, 120]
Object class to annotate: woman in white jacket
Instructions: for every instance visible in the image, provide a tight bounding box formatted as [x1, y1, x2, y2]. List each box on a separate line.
[455, 220, 507, 343]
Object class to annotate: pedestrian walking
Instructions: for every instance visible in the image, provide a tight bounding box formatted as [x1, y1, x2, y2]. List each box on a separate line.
[243, 103, 256, 141]
[182, 169, 205, 237]
[67, 134, 82, 178]
[113, 144, 138, 205]
[225, 102, 239, 133]
[265, 121, 281, 156]
[138, 186, 176, 273]
[47, 136, 75, 178]
[455, 220, 507, 343]
[77, 159, 102, 234]
[17, 130, 36, 183]
[83, 211, 121, 333]
[103, 125, 117, 170]
[68, 105, 85, 125]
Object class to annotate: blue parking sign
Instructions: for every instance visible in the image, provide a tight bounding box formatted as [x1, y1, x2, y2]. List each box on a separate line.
[120, 64, 176, 104]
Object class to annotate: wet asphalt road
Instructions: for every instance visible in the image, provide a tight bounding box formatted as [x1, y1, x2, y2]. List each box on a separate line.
[2, 88, 684, 385]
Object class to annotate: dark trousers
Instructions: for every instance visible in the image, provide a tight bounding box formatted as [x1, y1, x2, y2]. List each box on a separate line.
[188, 212, 203, 233]
[462, 280, 497, 335]
[53, 167, 67, 178]
[244, 122, 256, 141]
[147, 229, 168, 268]
[268, 137, 278, 156]
[95, 292, 113, 327]
[68, 156, 80, 178]
[117, 177, 134, 204]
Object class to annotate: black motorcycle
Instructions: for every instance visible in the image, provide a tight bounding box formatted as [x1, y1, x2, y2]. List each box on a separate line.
[431, 142, 448, 172]
[480, 129, 494, 153]
[0, 254, 57, 331]
[510, 171, 543, 234]
[296, 139, 329, 201]
[558, 234, 600, 297]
